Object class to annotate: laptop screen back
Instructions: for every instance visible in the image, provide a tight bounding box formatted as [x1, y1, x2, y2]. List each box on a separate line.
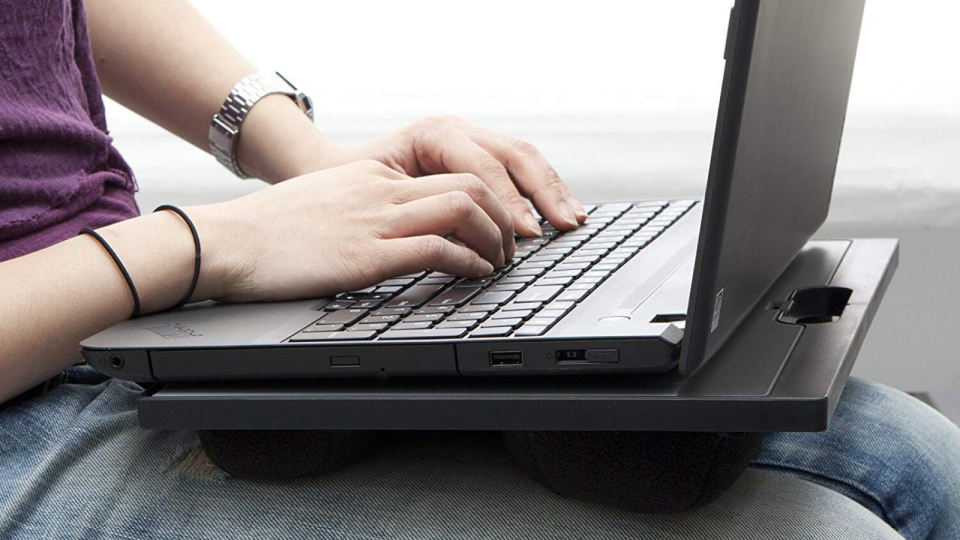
[680, 0, 866, 374]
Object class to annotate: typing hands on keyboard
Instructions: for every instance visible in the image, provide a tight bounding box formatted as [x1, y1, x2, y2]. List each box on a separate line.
[290, 200, 696, 342]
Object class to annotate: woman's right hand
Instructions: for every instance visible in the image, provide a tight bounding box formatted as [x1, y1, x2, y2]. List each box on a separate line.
[192, 160, 516, 303]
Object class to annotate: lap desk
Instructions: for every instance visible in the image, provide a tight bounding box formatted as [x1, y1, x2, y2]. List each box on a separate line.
[137, 238, 898, 433]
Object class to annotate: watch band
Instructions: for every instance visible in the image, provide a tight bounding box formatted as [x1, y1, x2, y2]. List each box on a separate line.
[209, 71, 315, 179]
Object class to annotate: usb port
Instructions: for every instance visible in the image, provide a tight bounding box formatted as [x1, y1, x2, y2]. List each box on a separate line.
[490, 351, 523, 367]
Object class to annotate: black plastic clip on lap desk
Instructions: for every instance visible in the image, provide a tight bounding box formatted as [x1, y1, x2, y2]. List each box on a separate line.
[138, 238, 898, 433]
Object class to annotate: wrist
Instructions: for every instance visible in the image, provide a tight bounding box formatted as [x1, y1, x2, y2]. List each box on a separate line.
[234, 94, 335, 183]
[185, 203, 248, 301]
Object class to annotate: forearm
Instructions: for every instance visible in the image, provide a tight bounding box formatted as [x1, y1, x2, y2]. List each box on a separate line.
[85, 0, 328, 183]
[0, 209, 227, 403]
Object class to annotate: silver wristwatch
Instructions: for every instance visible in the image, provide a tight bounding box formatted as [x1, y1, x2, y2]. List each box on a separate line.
[209, 71, 314, 179]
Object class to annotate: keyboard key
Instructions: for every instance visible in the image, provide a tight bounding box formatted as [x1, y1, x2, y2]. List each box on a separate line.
[289, 330, 377, 342]
[353, 300, 383, 310]
[557, 289, 589, 302]
[515, 286, 563, 303]
[393, 321, 434, 330]
[472, 291, 515, 305]
[584, 240, 618, 249]
[527, 316, 560, 327]
[540, 246, 575, 256]
[374, 286, 403, 294]
[406, 312, 446, 323]
[469, 327, 513, 338]
[430, 287, 481, 307]
[346, 286, 377, 295]
[510, 267, 546, 277]
[481, 318, 523, 328]
[566, 254, 602, 264]
[577, 249, 609, 257]
[436, 319, 479, 329]
[387, 284, 445, 308]
[622, 238, 651, 248]
[361, 314, 402, 324]
[514, 325, 549, 337]
[555, 261, 591, 271]
[447, 312, 488, 321]
[567, 282, 597, 291]
[493, 308, 535, 320]
[597, 231, 629, 240]
[379, 328, 468, 340]
[303, 324, 345, 332]
[518, 260, 554, 269]
[528, 253, 564, 263]
[499, 275, 537, 285]
[545, 269, 582, 278]
[536, 276, 574, 287]
[456, 277, 495, 288]
[421, 277, 456, 285]
[324, 301, 355, 311]
[378, 277, 416, 287]
[415, 305, 455, 314]
[321, 308, 369, 325]
[489, 282, 526, 292]
[517, 237, 550, 248]
[372, 307, 412, 316]
[460, 304, 498, 313]
[502, 301, 543, 311]
[355, 322, 390, 332]
[341, 293, 390, 302]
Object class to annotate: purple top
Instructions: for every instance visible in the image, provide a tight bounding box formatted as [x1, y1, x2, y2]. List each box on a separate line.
[0, 0, 139, 262]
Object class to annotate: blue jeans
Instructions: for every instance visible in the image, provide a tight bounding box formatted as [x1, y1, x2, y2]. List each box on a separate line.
[1, 369, 957, 540]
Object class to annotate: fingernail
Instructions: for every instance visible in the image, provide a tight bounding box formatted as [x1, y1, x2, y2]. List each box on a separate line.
[558, 200, 578, 227]
[523, 213, 543, 236]
[477, 260, 495, 276]
[571, 199, 589, 220]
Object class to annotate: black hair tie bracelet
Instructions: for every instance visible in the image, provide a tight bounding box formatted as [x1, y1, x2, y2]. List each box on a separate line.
[79, 228, 141, 318]
[155, 205, 202, 311]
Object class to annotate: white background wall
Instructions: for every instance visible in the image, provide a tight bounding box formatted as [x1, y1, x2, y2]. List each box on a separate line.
[104, 1, 960, 399]
[110, 1, 960, 120]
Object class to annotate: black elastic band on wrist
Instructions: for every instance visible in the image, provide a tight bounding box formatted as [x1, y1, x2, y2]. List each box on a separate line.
[80, 228, 141, 318]
[155, 205, 201, 311]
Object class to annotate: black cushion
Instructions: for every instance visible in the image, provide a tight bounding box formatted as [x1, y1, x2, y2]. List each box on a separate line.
[502, 431, 766, 513]
[200, 429, 763, 513]
[199, 429, 379, 479]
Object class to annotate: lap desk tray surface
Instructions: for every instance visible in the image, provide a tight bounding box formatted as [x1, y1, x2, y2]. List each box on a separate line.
[137, 238, 898, 433]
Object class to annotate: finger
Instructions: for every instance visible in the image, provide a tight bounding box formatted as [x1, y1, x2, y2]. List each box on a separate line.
[413, 126, 546, 237]
[383, 236, 494, 279]
[397, 173, 515, 261]
[384, 192, 505, 268]
[452, 122, 588, 226]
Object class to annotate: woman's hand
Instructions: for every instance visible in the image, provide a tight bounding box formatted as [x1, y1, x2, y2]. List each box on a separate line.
[304, 116, 588, 237]
[193, 161, 514, 303]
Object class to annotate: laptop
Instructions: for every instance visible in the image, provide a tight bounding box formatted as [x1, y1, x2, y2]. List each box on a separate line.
[81, 0, 866, 382]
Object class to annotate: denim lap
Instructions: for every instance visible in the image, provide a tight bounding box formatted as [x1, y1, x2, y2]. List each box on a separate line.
[0, 370, 954, 539]
[752, 377, 960, 540]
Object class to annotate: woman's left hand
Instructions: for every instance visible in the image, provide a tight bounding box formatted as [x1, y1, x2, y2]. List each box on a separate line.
[307, 115, 588, 237]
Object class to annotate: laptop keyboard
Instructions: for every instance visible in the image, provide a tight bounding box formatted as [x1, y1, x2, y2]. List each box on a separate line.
[288, 200, 698, 342]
